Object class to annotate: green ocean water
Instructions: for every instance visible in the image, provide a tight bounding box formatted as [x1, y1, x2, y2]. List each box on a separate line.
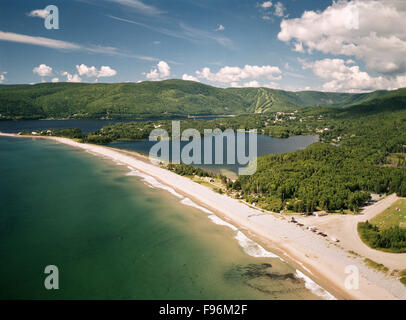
[0, 137, 321, 300]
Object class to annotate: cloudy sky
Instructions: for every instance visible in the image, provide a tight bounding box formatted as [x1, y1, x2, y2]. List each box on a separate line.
[0, 0, 405, 92]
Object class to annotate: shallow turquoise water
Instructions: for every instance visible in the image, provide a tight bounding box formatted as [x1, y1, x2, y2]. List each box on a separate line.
[0, 137, 319, 300]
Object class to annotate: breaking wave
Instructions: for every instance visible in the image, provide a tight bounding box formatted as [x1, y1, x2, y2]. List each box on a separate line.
[126, 167, 183, 198]
[208, 215, 238, 231]
[295, 270, 336, 300]
[235, 231, 281, 259]
[180, 198, 214, 214]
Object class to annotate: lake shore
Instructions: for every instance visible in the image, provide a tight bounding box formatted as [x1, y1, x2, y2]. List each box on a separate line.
[2, 132, 405, 300]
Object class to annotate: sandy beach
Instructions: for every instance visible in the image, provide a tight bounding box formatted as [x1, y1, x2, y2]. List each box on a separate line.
[1, 132, 405, 300]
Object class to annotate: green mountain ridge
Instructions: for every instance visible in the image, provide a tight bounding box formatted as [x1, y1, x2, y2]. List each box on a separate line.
[0, 79, 401, 120]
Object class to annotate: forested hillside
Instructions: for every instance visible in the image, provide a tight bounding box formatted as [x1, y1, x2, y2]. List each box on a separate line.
[231, 99, 406, 213]
[0, 80, 398, 120]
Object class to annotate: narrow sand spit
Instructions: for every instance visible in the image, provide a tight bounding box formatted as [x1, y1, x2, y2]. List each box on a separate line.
[2, 133, 405, 300]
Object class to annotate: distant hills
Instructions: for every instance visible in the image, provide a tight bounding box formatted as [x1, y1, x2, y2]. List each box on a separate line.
[0, 79, 403, 120]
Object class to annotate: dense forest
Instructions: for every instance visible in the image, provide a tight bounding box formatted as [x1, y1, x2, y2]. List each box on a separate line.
[0, 80, 396, 120]
[230, 96, 406, 213]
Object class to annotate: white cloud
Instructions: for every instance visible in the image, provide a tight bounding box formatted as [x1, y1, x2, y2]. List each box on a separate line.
[278, 0, 406, 75]
[260, 1, 273, 9]
[33, 64, 53, 77]
[274, 2, 286, 17]
[0, 72, 7, 83]
[182, 74, 200, 82]
[302, 58, 406, 92]
[31, 64, 116, 83]
[216, 24, 225, 31]
[105, 0, 163, 16]
[144, 61, 171, 80]
[258, 1, 285, 18]
[136, 55, 160, 61]
[241, 81, 261, 88]
[293, 42, 304, 53]
[195, 65, 282, 84]
[28, 9, 49, 19]
[76, 64, 117, 78]
[231, 80, 280, 89]
[144, 69, 160, 80]
[0, 31, 81, 50]
[282, 84, 313, 92]
[98, 66, 117, 77]
[62, 72, 82, 83]
[263, 82, 281, 89]
[0, 30, 153, 60]
[76, 64, 98, 78]
[157, 61, 170, 78]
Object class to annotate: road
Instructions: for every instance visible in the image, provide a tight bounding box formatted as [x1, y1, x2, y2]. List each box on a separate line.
[295, 194, 406, 270]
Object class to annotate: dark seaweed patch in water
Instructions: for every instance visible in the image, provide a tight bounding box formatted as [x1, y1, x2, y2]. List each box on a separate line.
[225, 263, 299, 282]
[225, 263, 301, 297]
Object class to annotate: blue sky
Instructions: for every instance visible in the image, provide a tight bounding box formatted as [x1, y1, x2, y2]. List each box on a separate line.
[0, 0, 405, 92]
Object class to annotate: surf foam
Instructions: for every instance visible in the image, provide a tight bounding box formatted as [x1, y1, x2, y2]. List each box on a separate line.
[295, 270, 336, 300]
[180, 198, 214, 214]
[235, 231, 281, 259]
[208, 215, 238, 231]
[126, 167, 184, 198]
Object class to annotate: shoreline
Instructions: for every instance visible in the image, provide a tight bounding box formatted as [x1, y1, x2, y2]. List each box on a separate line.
[2, 133, 405, 300]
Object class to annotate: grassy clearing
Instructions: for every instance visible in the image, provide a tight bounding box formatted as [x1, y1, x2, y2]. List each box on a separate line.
[371, 199, 406, 230]
[358, 199, 406, 253]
